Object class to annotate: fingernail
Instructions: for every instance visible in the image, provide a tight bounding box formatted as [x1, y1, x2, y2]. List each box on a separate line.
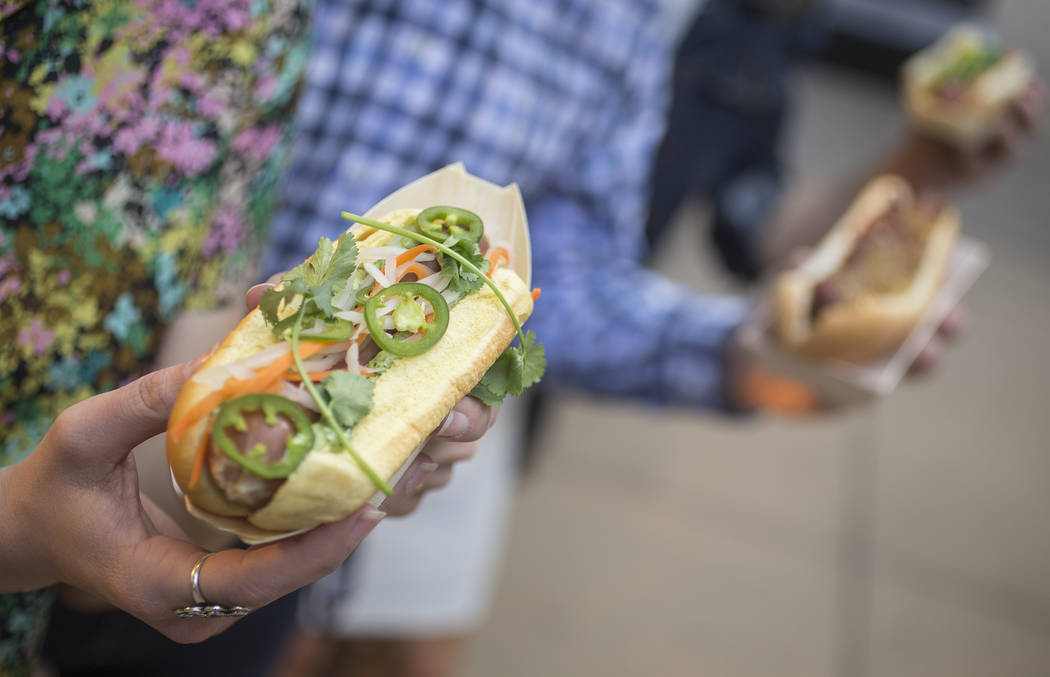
[407, 462, 439, 496]
[348, 507, 385, 544]
[247, 282, 275, 296]
[183, 352, 210, 376]
[437, 411, 467, 438]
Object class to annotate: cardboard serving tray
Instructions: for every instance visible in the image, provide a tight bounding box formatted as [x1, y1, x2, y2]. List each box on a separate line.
[175, 163, 532, 545]
[738, 237, 990, 406]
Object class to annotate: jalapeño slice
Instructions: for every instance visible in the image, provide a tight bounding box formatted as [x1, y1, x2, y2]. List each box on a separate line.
[417, 206, 483, 243]
[363, 282, 449, 357]
[211, 394, 315, 479]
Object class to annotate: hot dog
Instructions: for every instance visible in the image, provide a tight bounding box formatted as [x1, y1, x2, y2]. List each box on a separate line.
[775, 175, 959, 363]
[167, 207, 544, 535]
[903, 26, 1035, 148]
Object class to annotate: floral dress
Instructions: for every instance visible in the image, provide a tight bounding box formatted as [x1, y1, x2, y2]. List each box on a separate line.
[0, 1, 312, 673]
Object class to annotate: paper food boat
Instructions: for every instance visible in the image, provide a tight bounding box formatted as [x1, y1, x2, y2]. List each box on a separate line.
[176, 163, 532, 544]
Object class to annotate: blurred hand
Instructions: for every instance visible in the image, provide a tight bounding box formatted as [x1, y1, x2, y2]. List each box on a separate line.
[0, 360, 384, 644]
[244, 278, 499, 517]
[892, 78, 1044, 190]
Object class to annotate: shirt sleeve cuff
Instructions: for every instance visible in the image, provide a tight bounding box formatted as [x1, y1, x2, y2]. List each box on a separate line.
[657, 295, 751, 413]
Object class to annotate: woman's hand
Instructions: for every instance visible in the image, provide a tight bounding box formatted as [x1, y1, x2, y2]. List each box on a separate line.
[0, 359, 385, 643]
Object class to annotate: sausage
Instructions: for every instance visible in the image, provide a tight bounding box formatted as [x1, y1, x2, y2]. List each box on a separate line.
[207, 410, 297, 509]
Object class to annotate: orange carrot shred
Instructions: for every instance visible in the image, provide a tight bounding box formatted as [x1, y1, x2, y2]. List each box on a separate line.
[531, 287, 541, 301]
[168, 341, 326, 443]
[285, 370, 335, 383]
[397, 262, 433, 282]
[169, 390, 226, 444]
[188, 430, 210, 489]
[395, 244, 438, 266]
[486, 247, 509, 277]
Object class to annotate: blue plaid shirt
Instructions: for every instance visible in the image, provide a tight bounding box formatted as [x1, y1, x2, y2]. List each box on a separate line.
[265, 0, 749, 410]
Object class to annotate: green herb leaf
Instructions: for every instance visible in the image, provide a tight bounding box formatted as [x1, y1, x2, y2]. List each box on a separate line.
[260, 233, 359, 331]
[470, 351, 513, 406]
[513, 330, 547, 392]
[259, 277, 309, 328]
[469, 331, 546, 406]
[367, 350, 397, 375]
[440, 234, 490, 294]
[321, 370, 375, 429]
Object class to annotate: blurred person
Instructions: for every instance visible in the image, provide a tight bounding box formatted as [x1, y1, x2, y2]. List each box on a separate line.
[0, 2, 497, 676]
[262, 2, 1035, 677]
[647, 0, 1044, 282]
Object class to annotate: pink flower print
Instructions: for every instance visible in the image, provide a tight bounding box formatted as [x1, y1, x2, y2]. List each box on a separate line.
[232, 125, 282, 162]
[155, 120, 217, 175]
[0, 275, 20, 301]
[114, 117, 160, 157]
[254, 76, 277, 102]
[202, 206, 245, 258]
[56, 269, 71, 285]
[45, 94, 66, 119]
[18, 318, 55, 355]
[198, 92, 225, 119]
[179, 72, 205, 95]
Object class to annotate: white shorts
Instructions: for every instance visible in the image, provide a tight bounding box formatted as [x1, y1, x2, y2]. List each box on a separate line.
[296, 396, 525, 637]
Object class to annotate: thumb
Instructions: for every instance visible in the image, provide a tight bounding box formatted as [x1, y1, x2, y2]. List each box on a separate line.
[56, 357, 204, 467]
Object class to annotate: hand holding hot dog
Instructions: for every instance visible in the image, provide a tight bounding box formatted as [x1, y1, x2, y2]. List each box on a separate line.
[0, 359, 383, 643]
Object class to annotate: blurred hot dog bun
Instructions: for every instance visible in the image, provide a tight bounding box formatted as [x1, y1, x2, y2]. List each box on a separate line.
[775, 176, 959, 363]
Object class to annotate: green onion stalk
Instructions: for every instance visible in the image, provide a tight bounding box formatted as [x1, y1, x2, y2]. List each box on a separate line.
[290, 305, 393, 495]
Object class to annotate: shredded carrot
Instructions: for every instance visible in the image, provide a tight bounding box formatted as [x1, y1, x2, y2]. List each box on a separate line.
[221, 341, 326, 395]
[168, 341, 327, 443]
[396, 244, 438, 266]
[397, 262, 433, 282]
[531, 287, 541, 301]
[285, 370, 335, 383]
[486, 247, 509, 277]
[169, 390, 226, 444]
[188, 430, 210, 489]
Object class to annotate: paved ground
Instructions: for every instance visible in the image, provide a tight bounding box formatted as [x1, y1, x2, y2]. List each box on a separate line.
[467, 2, 1050, 676]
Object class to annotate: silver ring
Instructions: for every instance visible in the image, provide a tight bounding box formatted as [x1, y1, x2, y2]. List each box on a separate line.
[190, 552, 215, 605]
[174, 551, 252, 619]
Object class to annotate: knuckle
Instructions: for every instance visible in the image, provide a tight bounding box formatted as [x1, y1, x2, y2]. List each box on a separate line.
[47, 408, 78, 448]
[131, 372, 170, 420]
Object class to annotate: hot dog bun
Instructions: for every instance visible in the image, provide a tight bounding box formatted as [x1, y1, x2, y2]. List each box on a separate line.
[168, 210, 533, 534]
[775, 176, 959, 363]
[903, 26, 1034, 148]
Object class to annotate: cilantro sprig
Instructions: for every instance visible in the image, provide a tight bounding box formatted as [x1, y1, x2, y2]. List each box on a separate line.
[260, 233, 391, 495]
[259, 231, 359, 334]
[470, 330, 546, 406]
[340, 211, 546, 406]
